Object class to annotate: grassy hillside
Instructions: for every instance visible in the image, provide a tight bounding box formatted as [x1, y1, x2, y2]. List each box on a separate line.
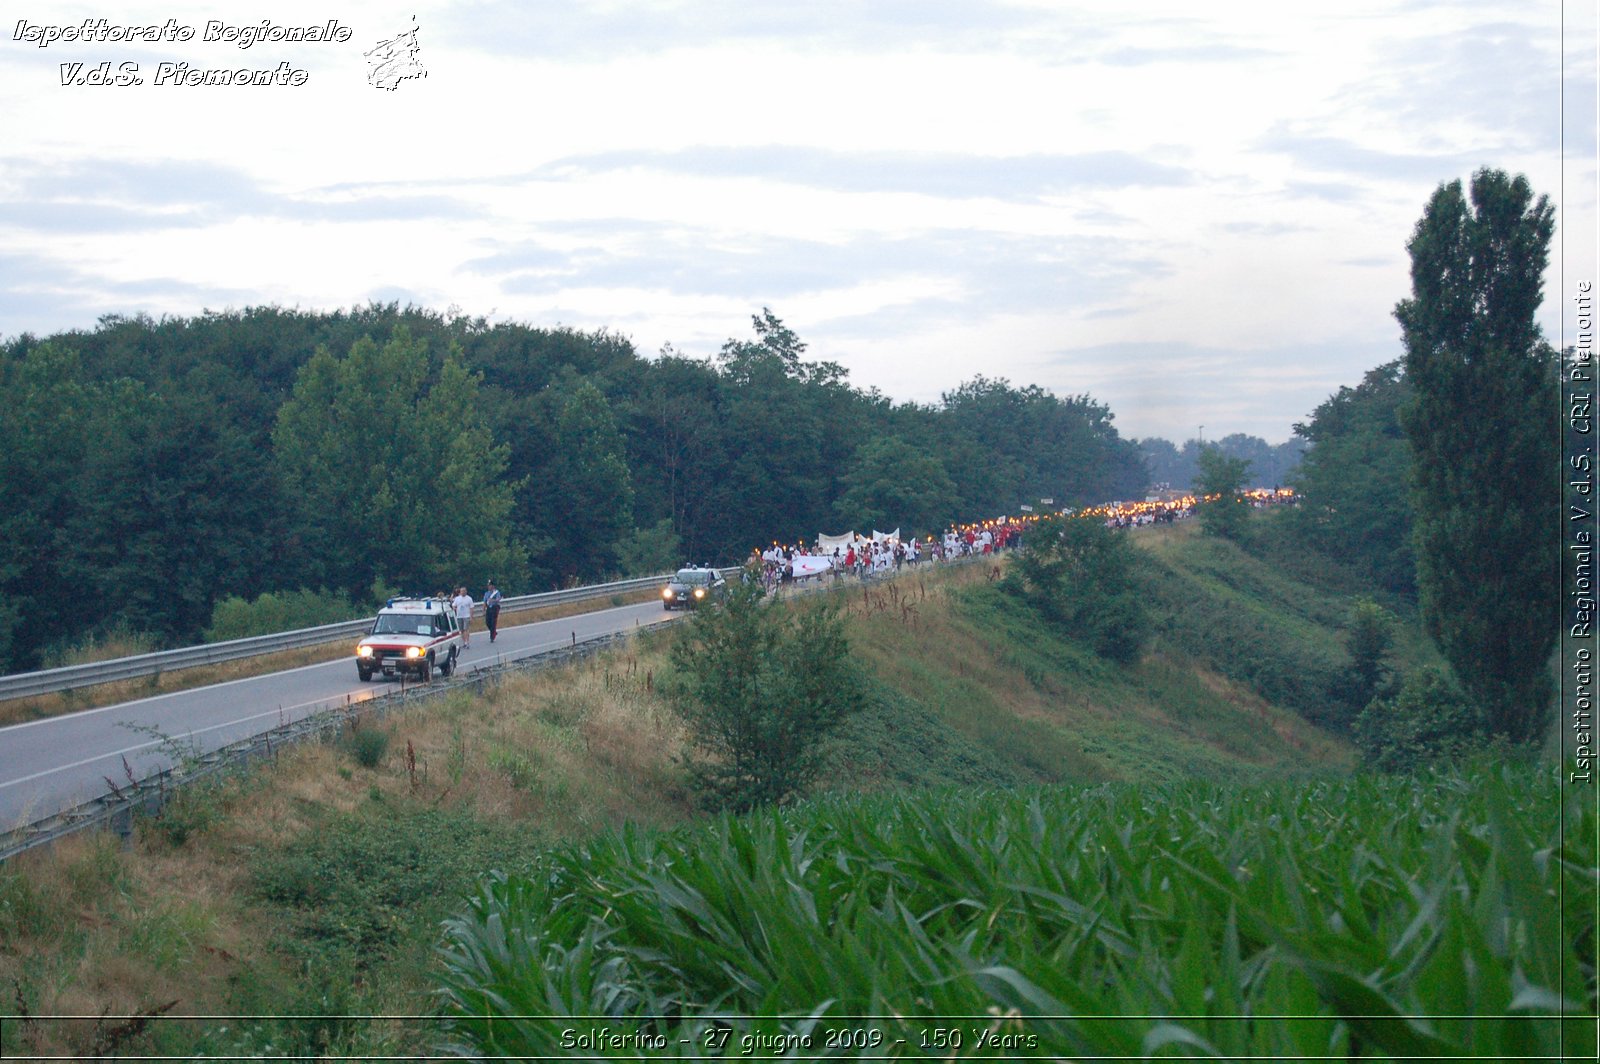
[0, 522, 1465, 1060]
[830, 558, 1350, 789]
[827, 519, 1392, 791]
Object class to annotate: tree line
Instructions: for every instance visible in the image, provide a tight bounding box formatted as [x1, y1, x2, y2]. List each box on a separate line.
[1, 306, 1162, 674]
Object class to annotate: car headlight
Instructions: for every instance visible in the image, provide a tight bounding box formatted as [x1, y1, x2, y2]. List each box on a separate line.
[663, 588, 674, 598]
[406, 646, 423, 658]
[694, 588, 706, 598]
[357, 645, 373, 657]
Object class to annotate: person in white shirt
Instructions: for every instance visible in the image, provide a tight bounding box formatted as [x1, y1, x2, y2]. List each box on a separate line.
[452, 587, 474, 648]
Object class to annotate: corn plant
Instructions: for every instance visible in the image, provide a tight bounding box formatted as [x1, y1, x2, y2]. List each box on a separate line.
[437, 764, 1596, 1059]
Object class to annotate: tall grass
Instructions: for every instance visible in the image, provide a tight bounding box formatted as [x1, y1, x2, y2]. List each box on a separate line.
[37, 622, 161, 669]
[835, 559, 1350, 786]
[438, 763, 1595, 1060]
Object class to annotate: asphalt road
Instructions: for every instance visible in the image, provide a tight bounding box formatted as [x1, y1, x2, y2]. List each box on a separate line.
[0, 598, 682, 831]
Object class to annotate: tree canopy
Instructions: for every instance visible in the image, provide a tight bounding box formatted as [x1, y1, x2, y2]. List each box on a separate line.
[271, 327, 526, 599]
[1288, 361, 1417, 596]
[0, 304, 1151, 673]
[1194, 447, 1252, 540]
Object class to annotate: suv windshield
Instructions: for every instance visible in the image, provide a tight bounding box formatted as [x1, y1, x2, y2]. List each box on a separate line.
[675, 570, 712, 585]
[372, 612, 441, 636]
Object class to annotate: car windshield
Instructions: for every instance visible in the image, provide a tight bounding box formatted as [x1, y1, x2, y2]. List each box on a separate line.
[675, 570, 712, 585]
[372, 612, 439, 636]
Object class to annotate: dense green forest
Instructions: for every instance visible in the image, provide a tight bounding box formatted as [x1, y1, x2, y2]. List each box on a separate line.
[4, 304, 1230, 672]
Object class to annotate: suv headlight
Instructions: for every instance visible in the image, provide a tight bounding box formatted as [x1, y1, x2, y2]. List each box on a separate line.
[406, 646, 423, 658]
[357, 645, 373, 658]
[663, 588, 674, 598]
[694, 588, 706, 598]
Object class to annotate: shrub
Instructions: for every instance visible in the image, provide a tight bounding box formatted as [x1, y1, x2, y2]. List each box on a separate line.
[147, 781, 224, 846]
[1010, 515, 1149, 662]
[1354, 667, 1485, 772]
[668, 581, 865, 812]
[346, 727, 391, 769]
[254, 805, 540, 963]
[204, 587, 363, 642]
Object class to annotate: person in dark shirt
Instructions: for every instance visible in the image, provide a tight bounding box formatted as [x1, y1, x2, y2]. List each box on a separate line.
[483, 580, 503, 643]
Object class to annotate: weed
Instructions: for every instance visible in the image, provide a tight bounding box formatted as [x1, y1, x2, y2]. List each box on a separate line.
[346, 727, 391, 770]
[254, 804, 541, 963]
[446, 722, 467, 785]
[486, 744, 539, 792]
[146, 780, 224, 847]
[39, 622, 161, 669]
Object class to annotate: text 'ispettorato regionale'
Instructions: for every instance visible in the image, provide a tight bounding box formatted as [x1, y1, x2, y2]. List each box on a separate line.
[13, 18, 352, 87]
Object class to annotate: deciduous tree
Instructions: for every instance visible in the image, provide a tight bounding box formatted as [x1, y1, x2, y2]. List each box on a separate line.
[1289, 362, 1416, 595]
[1195, 447, 1252, 540]
[669, 581, 864, 811]
[835, 435, 957, 537]
[536, 380, 635, 580]
[272, 326, 526, 597]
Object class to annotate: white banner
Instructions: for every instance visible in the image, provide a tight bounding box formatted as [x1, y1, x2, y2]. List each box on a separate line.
[816, 531, 858, 554]
[790, 555, 833, 578]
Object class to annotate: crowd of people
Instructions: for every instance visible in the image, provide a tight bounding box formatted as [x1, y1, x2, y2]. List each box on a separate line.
[1084, 487, 1295, 528]
[748, 488, 1297, 587]
[752, 521, 1030, 589]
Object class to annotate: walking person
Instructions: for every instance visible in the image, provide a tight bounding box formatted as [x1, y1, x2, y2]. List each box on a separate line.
[452, 586, 474, 649]
[483, 580, 502, 643]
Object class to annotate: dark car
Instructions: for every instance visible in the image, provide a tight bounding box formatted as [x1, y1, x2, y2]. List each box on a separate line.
[661, 567, 726, 610]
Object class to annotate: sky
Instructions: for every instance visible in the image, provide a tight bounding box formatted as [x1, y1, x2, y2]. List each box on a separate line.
[1, 1, 1594, 443]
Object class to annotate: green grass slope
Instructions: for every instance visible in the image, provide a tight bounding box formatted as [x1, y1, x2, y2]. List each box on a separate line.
[829, 522, 1372, 791]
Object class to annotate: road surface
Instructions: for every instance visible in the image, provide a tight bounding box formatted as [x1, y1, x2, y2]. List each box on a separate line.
[0, 598, 679, 832]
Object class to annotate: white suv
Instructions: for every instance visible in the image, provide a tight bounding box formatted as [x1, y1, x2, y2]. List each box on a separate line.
[355, 598, 463, 682]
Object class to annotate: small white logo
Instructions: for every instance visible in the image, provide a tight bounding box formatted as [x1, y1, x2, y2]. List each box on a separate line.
[365, 15, 425, 91]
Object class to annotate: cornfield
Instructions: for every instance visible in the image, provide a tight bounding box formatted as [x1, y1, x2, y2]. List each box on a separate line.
[438, 765, 1596, 1060]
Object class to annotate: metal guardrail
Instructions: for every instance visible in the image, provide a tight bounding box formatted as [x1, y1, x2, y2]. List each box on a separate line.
[0, 562, 936, 861]
[0, 574, 673, 702]
[0, 618, 679, 864]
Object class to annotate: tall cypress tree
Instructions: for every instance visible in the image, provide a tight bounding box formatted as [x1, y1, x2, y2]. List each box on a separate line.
[1394, 168, 1558, 742]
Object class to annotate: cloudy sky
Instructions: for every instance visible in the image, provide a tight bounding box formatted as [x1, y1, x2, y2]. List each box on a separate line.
[1, 1, 1594, 442]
